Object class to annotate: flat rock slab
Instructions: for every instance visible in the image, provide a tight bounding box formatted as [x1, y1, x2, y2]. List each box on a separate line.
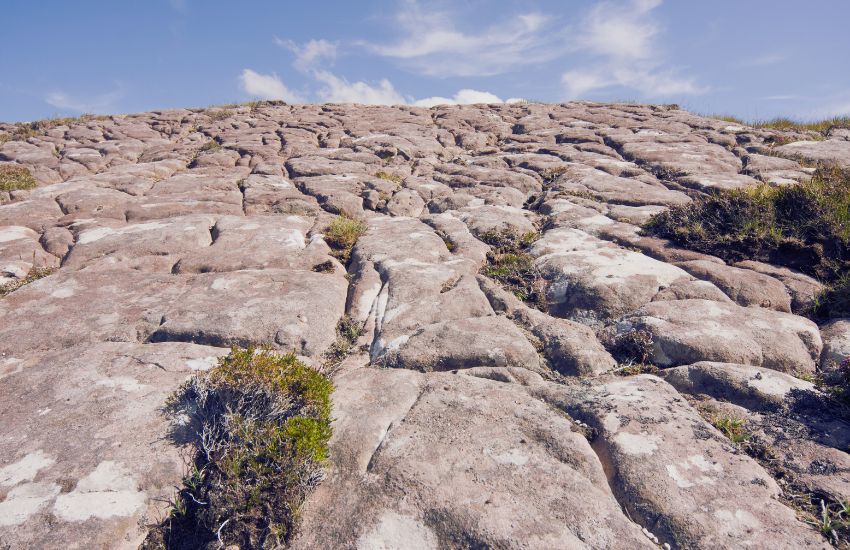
[532, 228, 692, 322]
[0, 342, 228, 549]
[151, 269, 347, 356]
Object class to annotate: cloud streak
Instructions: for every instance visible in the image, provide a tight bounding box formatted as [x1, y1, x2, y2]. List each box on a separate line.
[361, 2, 564, 77]
[561, 0, 704, 99]
[45, 88, 123, 114]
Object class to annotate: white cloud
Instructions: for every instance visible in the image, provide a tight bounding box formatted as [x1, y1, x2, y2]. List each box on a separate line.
[45, 88, 122, 114]
[239, 69, 303, 102]
[362, 2, 563, 77]
[561, 0, 704, 99]
[277, 38, 337, 71]
[314, 70, 406, 105]
[412, 89, 503, 107]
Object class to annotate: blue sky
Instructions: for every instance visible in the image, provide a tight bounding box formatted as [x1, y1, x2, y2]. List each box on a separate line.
[2, 0, 849, 122]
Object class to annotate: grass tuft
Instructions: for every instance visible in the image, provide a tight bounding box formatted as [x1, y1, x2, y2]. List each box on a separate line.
[324, 215, 366, 264]
[0, 165, 38, 192]
[142, 346, 333, 549]
[198, 139, 222, 153]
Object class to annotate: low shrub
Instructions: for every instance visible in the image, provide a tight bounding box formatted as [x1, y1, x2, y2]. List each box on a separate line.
[324, 215, 366, 264]
[0, 165, 38, 192]
[143, 346, 333, 549]
[608, 328, 655, 367]
[644, 166, 849, 319]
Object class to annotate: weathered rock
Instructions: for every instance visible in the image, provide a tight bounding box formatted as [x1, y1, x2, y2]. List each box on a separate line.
[532, 228, 692, 322]
[621, 299, 822, 373]
[478, 275, 616, 376]
[820, 318, 850, 372]
[2, 102, 847, 549]
[776, 138, 850, 168]
[676, 259, 792, 312]
[0, 342, 228, 549]
[293, 368, 655, 550]
[536, 375, 828, 549]
[660, 361, 816, 410]
[151, 269, 347, 356]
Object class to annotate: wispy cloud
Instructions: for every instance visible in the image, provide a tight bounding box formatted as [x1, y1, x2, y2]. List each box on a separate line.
[276, 38, 337, 71]
[239, 69, 303, 102]
[361, 2, 564, 77]
[45, 88, 123, 114]
[562, 0, 703, 99]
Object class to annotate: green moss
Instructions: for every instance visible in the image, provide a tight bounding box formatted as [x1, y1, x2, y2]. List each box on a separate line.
[144, 346, 334, 549]
[0, 165, 38, 192]
[324, 215, 366, 263]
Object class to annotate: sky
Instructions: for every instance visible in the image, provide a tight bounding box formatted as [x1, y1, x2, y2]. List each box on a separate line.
[2, 0, 850, 122]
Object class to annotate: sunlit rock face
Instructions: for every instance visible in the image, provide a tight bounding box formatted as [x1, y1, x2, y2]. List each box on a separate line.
[0, 102, 843, 549]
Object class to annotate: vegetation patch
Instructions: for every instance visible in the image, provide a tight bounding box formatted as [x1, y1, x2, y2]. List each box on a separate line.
[480, 228, 545, 307]
[0, 165, 38, 192]
[198, 138, 222, 153]
[0, 266, 56, 297]
[143, 346, 333, 549]
[206, 108, 233, 122]
[711, 415, 751, 444]
[709, 114, 850, 136]
[606, 328, 657, 373]
[323, 315, 364, 370]
[374, 171, 403, 185]
[644, 166, 850, 319]
[324, 215, 366, 264]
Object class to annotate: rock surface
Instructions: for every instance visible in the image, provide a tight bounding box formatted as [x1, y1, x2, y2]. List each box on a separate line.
[0, 102, 844, 548]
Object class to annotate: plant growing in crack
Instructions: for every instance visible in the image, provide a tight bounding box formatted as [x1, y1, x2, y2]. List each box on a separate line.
[480, 227, 546, 308]
[0, 264, 56, 297]
[323, 315, 364, 372]
[711, 415, 751, 444]
[324, 215, 366, 264]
